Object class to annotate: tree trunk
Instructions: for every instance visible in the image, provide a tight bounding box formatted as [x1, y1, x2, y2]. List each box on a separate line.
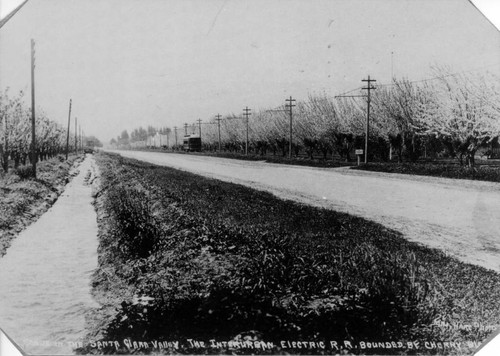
[466, 150, 476, 168]
[14, 152, 20, 168]
[2, 152, 8, 172]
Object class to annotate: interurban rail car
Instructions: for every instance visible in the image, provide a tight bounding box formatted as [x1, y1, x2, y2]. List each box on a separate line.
[183, 134, 202, 152]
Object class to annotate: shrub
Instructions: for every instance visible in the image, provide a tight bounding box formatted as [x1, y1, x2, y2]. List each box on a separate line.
[106, 184, 160, 260]
[15, 165, 35, 180]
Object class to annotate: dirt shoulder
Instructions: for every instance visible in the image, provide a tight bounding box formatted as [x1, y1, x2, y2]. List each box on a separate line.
[0, 154, 84, 257]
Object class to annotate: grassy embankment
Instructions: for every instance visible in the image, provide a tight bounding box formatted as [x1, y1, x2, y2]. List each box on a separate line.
[0, 154, 83, 256]
[83, 152, 500, 355]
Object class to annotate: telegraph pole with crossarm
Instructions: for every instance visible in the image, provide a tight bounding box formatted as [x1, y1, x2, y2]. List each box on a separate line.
[243, 107, 251, 155]
[75, 117, 78, 154]
[285, 96, 296, 159]
[65, 99, 72, 160]
[215, 114, 222, 152]
[361, 76, 376, 164]
[30, 39, 37, 178]
[197, 118, 202, 138]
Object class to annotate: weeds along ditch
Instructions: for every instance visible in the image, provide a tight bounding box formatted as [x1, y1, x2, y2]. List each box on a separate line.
[84, 152, 500, 354]
[0, 154, 83, 257]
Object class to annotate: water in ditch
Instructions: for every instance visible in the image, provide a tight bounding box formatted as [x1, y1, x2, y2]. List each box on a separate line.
[0, 155, 99, 355]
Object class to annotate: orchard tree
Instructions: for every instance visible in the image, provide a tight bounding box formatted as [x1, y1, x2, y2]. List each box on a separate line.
[1, 89, 69, 171]
[118, 130, 130, 147]
[426, 69, 500, 167]
[299, 94, 337, 159]
[372, 78, 436, 162]
[334, 97, 366, 161]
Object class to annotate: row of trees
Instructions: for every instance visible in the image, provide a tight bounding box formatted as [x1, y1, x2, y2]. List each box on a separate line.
[370, 69, 500, 166]
[113, 68, 500, 167]
[0, 89, 77, 172]
[111, 126, 171, 147]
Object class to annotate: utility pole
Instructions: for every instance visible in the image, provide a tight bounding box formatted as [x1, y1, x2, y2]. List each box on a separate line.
[215, 114, 222, 152]
[2, 113, 8, 172]
[174, 126, 178, 147]
[65, 99, 72, 160]
[197, 119, 202, 137]
[75, 117, 78, 154]
[361, 75, 376, 164]
[30, 39, 37, 178]
[285, 96, 296, 159]
[243, 107, 251, 155]
[391, 52, 394, 81]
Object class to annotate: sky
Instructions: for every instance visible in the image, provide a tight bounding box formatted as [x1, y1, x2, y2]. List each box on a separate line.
[0, 0, 499, 144]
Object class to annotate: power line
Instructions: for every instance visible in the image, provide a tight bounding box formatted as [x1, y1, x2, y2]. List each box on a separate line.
[334, 86, 364, 97]
[331, 63, 500, 98]
[377, 63, 500, 88]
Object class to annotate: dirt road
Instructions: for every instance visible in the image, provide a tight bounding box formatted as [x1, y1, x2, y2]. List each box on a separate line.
[112, 150, 500, 272]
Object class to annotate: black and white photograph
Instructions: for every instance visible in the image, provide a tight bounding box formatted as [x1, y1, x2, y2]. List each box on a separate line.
[0, 0, 499, 355]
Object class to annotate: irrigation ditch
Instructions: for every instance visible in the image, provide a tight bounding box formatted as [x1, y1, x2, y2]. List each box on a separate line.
[78, 151, 500, 355]
[0, 154, 99, 355]
[0, 154, 83, 257]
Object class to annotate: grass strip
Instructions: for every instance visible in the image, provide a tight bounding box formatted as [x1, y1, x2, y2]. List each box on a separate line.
[352, 162, 500, 183]
[83, 152, 500, 355]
